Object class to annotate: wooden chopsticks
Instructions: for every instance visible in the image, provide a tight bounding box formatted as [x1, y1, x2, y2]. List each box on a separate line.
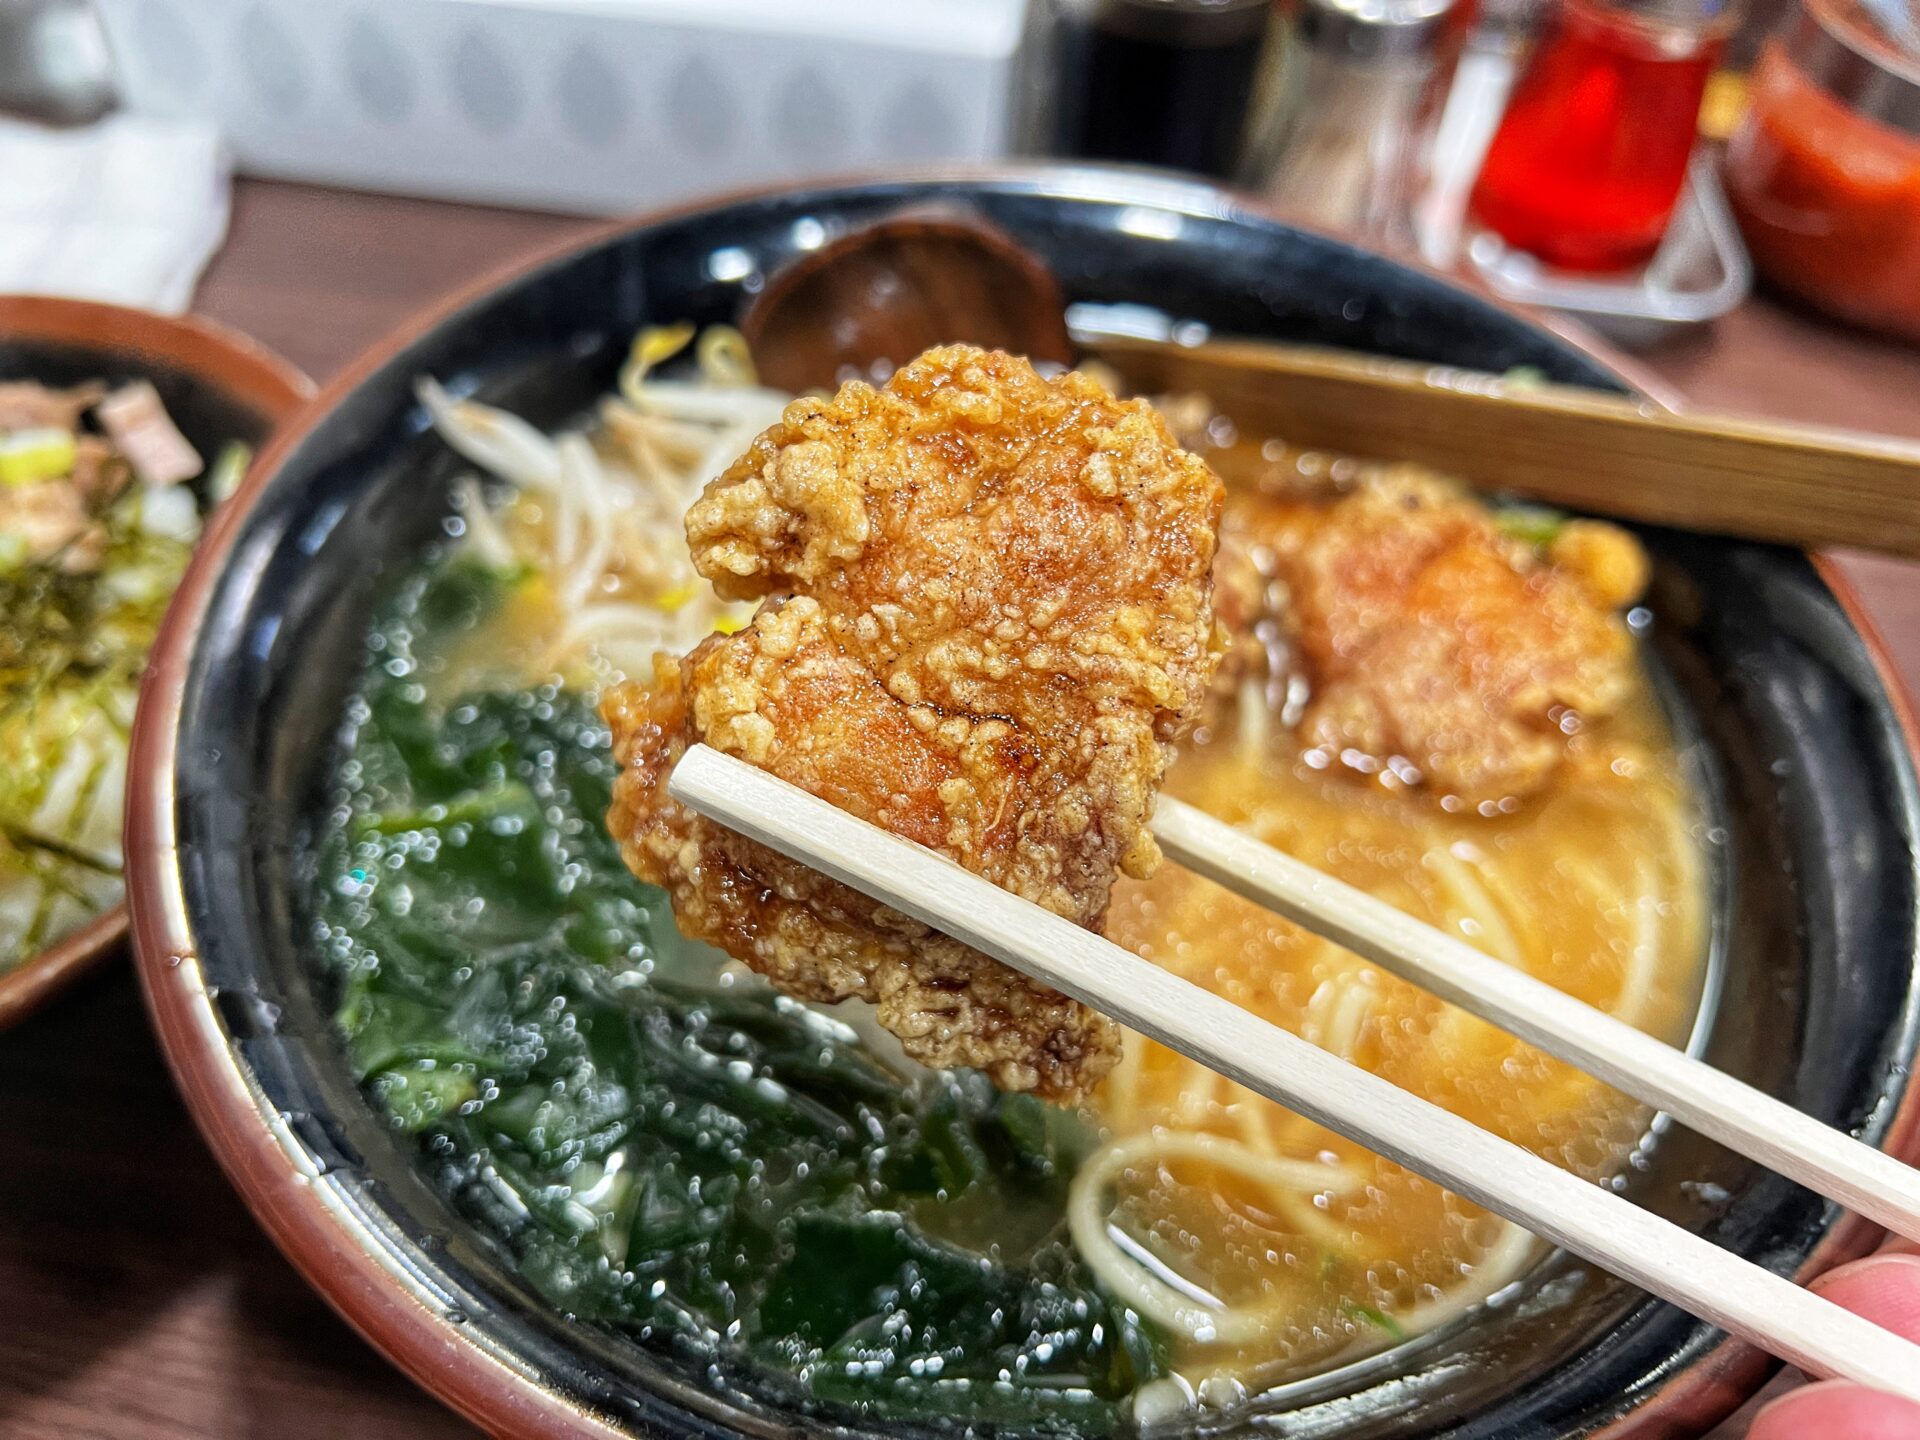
[1083, 334, 1920, 561]
[670, 743, 1920, 1403]
[1151, 796, 1920, 1247]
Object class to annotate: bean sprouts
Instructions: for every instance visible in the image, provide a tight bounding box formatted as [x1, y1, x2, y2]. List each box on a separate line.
[1068, 1130, 1360, 1345]
[416, 325, 788, 686]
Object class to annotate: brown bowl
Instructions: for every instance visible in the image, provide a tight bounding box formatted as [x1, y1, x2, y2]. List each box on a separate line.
[0, 296, 311, 1028]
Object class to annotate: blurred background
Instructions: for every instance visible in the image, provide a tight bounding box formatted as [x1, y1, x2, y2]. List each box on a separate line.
[2, 0, 1915, 348]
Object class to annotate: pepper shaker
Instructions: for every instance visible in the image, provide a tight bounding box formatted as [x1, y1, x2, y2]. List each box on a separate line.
[1241, 0, 1461, 247]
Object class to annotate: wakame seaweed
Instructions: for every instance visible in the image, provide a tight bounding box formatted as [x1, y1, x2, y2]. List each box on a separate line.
[311, 560, 1166, 1434]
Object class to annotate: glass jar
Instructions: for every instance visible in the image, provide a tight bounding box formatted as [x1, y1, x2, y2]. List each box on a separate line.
[1241, 0, 1461, 248]
[1469, 0, 1740, 271]
[1722, 0, 1920, 339]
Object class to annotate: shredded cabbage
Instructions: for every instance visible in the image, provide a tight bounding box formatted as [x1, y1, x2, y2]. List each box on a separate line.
[0, 390, 221, 969]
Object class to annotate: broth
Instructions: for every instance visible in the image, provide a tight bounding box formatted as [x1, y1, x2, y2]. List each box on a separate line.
[1090, 676, 1705, 1389]
[311, 344, 1709, 1432]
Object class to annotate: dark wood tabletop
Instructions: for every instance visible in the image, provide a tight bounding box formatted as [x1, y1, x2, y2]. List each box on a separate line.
[4, 177, 1919, 1440]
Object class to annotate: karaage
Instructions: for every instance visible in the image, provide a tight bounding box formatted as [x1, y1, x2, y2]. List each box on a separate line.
[605, 346, 1224, 1100]
[1217, 467, 1644, 806]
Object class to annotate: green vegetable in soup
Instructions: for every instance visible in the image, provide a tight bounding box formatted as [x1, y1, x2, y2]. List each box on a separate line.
[1492, 502, 1568, 549]
[1339, 1300, 1409, 1343]
[313, 560, 1168, 1433]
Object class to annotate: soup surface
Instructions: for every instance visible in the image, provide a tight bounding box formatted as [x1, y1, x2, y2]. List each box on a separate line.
[1097, 655, 1702, 1390]
[309, 339, 1707, 1433]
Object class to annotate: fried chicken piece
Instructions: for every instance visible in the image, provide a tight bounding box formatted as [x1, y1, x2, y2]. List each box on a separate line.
[1219, 467, 1643, 805]
[605, 346, 1224, 1100]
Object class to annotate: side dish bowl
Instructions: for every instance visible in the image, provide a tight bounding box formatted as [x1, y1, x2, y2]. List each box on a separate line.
[124, 170, 1920, 1440]
[0, 295, 309, 1028]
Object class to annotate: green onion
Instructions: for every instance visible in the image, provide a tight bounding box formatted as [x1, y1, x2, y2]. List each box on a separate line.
[1493, 503, 1568, 548]
[1340, 1298, 1410, 1341]
[0, 427, 77, 486]
[206, 441, 253, 505]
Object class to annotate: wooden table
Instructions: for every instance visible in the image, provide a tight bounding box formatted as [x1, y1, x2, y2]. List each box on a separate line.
[4, 178, 1919, 1440]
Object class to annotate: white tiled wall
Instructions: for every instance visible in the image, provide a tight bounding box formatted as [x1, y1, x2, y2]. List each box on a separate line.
[95, 0, 1028, 213]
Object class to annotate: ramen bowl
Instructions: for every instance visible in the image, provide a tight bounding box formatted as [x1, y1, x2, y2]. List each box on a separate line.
[124, 170, 1920, 1439]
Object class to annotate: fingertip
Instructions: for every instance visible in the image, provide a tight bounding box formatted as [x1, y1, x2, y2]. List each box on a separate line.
[1810, 1253, 1920, 1343]
[1749, 1382, 1920, 1440]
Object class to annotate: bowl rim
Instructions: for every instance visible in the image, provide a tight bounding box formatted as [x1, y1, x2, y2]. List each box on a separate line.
[0, 295, 312, 1030]
[121, 164, 1920, 1440]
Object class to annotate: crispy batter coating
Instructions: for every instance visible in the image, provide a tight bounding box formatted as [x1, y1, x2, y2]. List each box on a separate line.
[605, 346, 1224, 1100]
[1218, 468, 1643, 805]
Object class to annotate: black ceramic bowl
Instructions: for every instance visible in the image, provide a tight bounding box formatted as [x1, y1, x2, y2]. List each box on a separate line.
[125, 169, 1920, 1440]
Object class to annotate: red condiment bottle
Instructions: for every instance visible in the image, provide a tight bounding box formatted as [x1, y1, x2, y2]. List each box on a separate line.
[1469, 0, 1738, 271]
[1723, 0, 1920, 340]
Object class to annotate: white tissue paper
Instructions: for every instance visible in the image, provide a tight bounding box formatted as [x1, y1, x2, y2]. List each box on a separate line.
[0, 113, 230, 314]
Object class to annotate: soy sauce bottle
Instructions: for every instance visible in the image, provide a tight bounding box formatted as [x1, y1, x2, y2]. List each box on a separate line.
[1025, 0, 1275, 178]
